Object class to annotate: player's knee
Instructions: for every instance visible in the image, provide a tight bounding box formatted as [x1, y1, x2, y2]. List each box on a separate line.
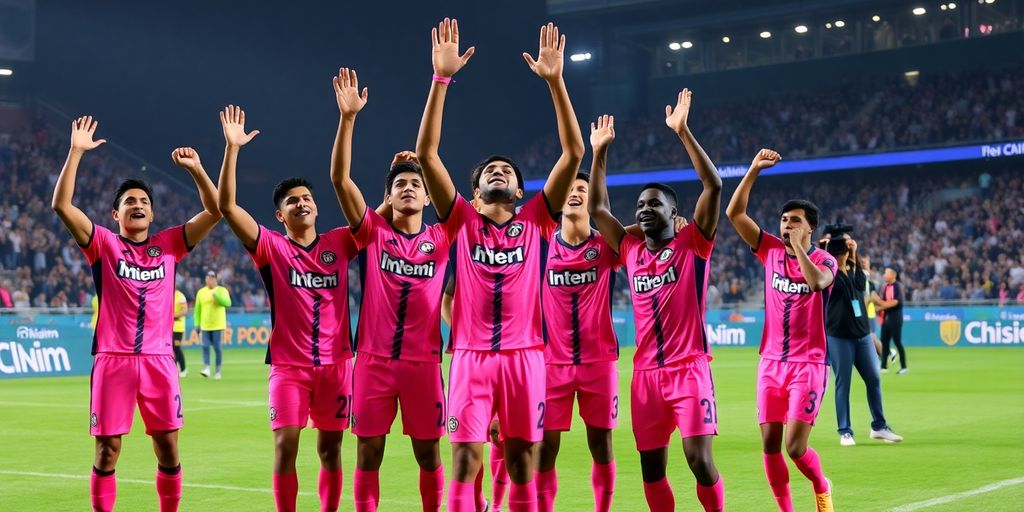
[638, 453, 666, 483]
[412, 446, 442, 471]
[684, 451, 714, 480]
[95, 442, 120, 467]
[317, 440, 341, 463]
[785, 439, 807, 460]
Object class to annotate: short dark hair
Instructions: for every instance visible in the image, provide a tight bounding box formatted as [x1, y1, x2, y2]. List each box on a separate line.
[574, 171, 591, 183]
[272, 177, 313, 208]
[781, 199, 820, 229]
[470, 155, 524, 191]
[886, 265, 902, 281]
[639, 182, 678, 207]
[111, 179, 154, 211]
[385, 161, 426, 194]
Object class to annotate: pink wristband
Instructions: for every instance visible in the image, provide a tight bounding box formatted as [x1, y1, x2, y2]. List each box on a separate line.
[432, 73, 454, 85]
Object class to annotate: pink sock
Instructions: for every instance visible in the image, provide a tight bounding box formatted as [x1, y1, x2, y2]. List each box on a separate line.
[319, 468, 343, 512]
[273, 472, 298, 512]
[792, 448, 829, 494]
[419, 465, 444, 512]
[90, 468, 117, 512]
[591, 462, 615, 512]
[155, 466, 182, 512]
[353, 468, 379, 512]
[642, 478, 675, 512]
[696, 475, 725, 512]
[447, 480, 477, 512]
[474, 465, 487, 511]
[535, 469, 557, 512]
[508, 481, 537, 512]
[763, 452, 794, 512]
[491, 447, 509, 509]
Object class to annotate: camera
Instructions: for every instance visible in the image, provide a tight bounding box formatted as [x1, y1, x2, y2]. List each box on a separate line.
[823, 221, 854, 238]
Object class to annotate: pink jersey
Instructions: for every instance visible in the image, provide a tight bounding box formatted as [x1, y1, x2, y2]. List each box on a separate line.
[541, 230, 619, 364]
[619, 223, 714, 370]
[444, 194, 557, 351]
[753, 230, 837, 364]
[249, 225, 357, 366]
[351, 208, 452, 362]
[81, 224, 190, 355]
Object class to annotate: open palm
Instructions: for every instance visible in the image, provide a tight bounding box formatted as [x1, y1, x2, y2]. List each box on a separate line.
[524, 22, 565, 81]
[432, 18, 475, 78]
[220, 105, 259, 147]
[664, 88, 693, 133]
[333, 67, 368, 117]
[70, 116, 107, 152]
[589, 115, 615, 150]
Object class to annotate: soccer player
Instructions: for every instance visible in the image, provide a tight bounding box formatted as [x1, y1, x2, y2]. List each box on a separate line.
[589, 92, 726, 512]
[173, 288, 188, 377]
[328, 66, 451, 512]
[725, 148, 836, 512]
[216, 105, 355, 512]
[415, 18, 585, 512]
[873, 266, 907, 374]
[194, 269, 231, 379]
[52, 118, 221, 512]
[535, 168, 619, 512]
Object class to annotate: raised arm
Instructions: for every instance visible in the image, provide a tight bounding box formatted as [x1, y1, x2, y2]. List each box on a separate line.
[664, 89, 721, 239]
[52, 117, 107, 245]
[216, 105, 261, 250]
[415, 17, 474, 221]
[726, 149, 780, 249]
[170, 147, 222, 248]
[792, 239, 834, 292]
[524, 22, 585, 213]
[330, 67, 370, 229]
[587, 115, 625, 253]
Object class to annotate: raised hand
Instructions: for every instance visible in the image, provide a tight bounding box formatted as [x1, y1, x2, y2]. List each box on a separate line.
[333, 67, 368, 118]
[523, 22, 565, 82]
[171, 147, 202, 171]
[69, 116, 107, 152]
[589, 114, 615, 151]
[432, 17, 475, 78]
[390, 150, 419, 168]
[664, 88, 693, 134]
[219, 105, 260, 147]
[750, 148, 782, 171]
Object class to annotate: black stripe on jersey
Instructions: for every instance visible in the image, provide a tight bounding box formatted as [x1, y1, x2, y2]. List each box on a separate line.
[391, 282, 413, 359]
[446, 245, 458, 352]
[134, 288, 147, 353]
[354, 249, 368, 353]
[820, 287, 830, 364]
[694, 256, 709, 353]
[490, 272, 505, 351]
[609, 269, 619, 358]
[571, 292, 582, 365]
[259, 264, 275, 365]
[311, 296, 322, 366]
[90, 261, 103, 355]
[651, 292, 667, 367]
[781, 297, 794, 362]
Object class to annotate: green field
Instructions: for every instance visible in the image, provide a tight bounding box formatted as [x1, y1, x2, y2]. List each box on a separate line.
[2, 347, 1022, 511]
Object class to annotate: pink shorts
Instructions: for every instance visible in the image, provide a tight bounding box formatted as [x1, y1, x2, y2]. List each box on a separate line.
[268, 360, 353, 431]
[90, 353, 182, 436]
[631, 356, 718, 451]
[446, 348, 545, 443]
[545, 361, 619, 431]
[351, 353, 446, 439]
[756, 359, 829, 425]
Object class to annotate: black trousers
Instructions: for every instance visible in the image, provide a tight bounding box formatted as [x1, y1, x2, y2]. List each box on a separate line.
[880, 321, 906, 369]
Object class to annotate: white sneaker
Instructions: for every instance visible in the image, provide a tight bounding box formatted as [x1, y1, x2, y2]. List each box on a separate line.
[870, 427, 904, 443]
[839, 433, 856, 446]
[897, 368, 908, 375]
[880, 368, 888, 373]
[889, 348, 898, 363]
[213, 372, 222, 380]
[179, 369, 187, 378]
[200, 367, 210, 378]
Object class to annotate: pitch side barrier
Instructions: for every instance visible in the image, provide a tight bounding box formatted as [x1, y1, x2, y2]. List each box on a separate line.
[1, 305, 1021, 378]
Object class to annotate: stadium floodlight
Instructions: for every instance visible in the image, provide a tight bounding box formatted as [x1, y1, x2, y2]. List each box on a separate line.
[904, 70, 920, 77]
[835, 20, 846, 28]
[826, 22, 833, 29]
[872, 15, 881, 22]
[722, 36, 731, 43]
[984, 0, 995, 4]
[948, 2, 957, 8]
[760, 31, 772, 38]
[681, 41, 693, 49]
[0, 69, 12, 76]
[912, 7, 927, 15]
[569, 52, 592, 62]
[669, 42, 681, 51]
[795, 25, 809, 33]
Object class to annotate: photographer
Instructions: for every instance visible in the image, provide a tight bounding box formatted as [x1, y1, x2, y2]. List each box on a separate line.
[822, 228, 903, 446]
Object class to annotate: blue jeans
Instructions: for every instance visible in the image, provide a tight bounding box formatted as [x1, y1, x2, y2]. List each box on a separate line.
[201, 330, 223, 370]
[827, 334, 889, 436]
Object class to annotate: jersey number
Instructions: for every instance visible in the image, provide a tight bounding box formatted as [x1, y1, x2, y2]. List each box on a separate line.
[174, 394, 183, 419]
[537, 402, 545, 430]
[804, 391, 819, 414]
[336, 394, 352, 419]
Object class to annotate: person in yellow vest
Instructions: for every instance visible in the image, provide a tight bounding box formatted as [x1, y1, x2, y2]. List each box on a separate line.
[194, 270, 231, 379]
[860, 256, 884, 357]
[173, 289, 188, 377]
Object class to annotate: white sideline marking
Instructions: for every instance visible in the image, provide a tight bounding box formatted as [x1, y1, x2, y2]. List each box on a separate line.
[889, 477, 1024, 511]
[0, 401, 82, 408]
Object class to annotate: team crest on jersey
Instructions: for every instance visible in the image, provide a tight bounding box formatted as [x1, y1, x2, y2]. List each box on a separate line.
[320, 250, 337, 265]
[659, 248, 674, 261]
[90, 413, 98, 427]
[419, 241, 436, 254]
[146, 246, 162, 257]
[506, 222, 524, 238]
[269, 407, 278, 421]
[584, 247, 599, 261]
[823, 258, 835, 269]
[446, 416, 460, 433]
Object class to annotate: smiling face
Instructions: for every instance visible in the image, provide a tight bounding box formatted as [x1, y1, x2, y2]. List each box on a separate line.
[635, 188, 675, 237]
[275, 186, 317, 231]
[474, 160, 523, 204]
[563, 178, 589, 220]
[386, 171, 430, 215]
[111, 188, 154, 234]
